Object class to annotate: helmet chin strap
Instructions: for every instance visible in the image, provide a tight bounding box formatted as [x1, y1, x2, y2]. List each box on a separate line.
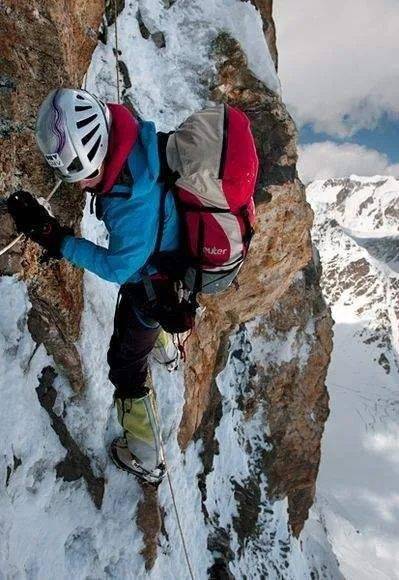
[0, 179, 62, 258]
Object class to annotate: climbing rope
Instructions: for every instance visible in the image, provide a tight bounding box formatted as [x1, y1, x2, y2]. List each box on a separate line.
[1, 13, 192, 577]
[112, 5, 192, 572]
[0, 179, 62, 258]
[113, 0, 121, 104]
[152, 391, 195, 580]
[162, 442, 195, 580]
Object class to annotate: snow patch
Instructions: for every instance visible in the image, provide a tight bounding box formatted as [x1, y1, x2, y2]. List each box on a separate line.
[88, 0, 280, 131]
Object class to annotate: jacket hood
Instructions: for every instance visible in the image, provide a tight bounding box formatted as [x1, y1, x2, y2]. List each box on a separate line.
[100, 103, 139, 194]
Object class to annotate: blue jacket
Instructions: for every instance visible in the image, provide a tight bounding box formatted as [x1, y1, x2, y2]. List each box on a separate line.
[61, 121, 179, 285]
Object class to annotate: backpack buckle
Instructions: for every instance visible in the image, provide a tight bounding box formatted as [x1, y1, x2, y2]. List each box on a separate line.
[142, 273, 157, 304]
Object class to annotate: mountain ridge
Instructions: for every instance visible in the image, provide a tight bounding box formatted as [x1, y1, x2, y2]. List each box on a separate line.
[307, 175, 399, 579]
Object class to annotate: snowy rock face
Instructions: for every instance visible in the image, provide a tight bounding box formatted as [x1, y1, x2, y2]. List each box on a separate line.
[174, 26, 331, 544]
[307, 176, 399, 578]
[89, 0, 332, 567]
[0, 1, 333, 577]
[245, 0, 278, 68]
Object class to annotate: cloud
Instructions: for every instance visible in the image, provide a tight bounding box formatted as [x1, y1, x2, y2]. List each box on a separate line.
[274, 0, 399, 137]
[298, 141, 399, 183]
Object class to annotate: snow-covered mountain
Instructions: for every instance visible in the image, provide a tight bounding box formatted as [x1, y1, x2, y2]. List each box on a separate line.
[306, 176, 399, 579]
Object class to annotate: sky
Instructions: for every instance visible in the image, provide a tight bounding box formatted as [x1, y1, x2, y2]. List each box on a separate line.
[274, 0, 399, 183]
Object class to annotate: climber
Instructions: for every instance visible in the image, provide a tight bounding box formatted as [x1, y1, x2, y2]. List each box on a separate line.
[6, 88, 181, 485]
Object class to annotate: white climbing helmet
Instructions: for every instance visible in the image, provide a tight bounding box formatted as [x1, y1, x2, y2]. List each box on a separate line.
[35, 88, 112, 183]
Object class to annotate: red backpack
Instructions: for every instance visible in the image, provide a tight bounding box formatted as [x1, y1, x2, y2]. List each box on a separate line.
[165, 104, 258, 294]
[141, 104, 258, 334]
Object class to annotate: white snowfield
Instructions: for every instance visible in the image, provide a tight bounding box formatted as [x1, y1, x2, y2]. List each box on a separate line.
[306, 176, 399, 580]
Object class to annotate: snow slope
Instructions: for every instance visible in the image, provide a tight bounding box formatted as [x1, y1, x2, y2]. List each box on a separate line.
[307, 176, 399, 579]
[0, 268, 338, 578]
[88, 0, 280, 129]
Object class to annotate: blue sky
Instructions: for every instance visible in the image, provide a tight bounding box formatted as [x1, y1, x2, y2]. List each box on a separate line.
[300, 115, 399, 166]
[274, 0, 399, 182]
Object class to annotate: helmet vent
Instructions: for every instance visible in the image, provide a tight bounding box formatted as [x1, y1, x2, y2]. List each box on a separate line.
[36, 89, 110, 183]
[88, 136, 101, 161]
[77, 114, 97, 129]
[82, 124, 100, 146]
[75, 105, 92, 112]
[67, 156, 83, 172]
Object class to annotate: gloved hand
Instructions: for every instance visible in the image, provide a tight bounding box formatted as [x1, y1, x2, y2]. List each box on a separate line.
[7, 190, 72, 259]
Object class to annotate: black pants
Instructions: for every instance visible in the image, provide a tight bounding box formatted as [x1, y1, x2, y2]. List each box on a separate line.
[107, 285, 161, 400]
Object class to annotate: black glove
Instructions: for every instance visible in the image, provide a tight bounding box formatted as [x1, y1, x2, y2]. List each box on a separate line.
[7, 190, 72, 259]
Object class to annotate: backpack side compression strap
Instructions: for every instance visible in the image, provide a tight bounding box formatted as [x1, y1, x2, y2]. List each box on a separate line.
[140, 185, 168, 304]
[158, 132, 179, 191]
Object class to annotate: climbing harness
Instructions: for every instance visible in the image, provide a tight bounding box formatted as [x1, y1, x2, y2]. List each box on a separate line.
[0, 179, 62, 258]
[152, 390, 195, 580]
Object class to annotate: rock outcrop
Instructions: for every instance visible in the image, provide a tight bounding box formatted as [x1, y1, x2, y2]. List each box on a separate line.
[177, 33, 332, 541]
[0, 0, 103, 391]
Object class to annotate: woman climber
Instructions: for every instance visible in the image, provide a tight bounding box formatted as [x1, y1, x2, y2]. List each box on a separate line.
[6, 88, 259, 485]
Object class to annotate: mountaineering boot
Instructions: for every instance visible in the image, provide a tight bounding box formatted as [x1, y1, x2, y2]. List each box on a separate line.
[110, 393, 166, 485]
[152, 329, 179, 371]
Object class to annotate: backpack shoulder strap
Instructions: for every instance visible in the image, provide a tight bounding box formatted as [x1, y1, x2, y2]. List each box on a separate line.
[140, 185, 168, 304]
[140, 185, 168, 273]
[153, 185, 168, 257]
[157, 131, 179, 191]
